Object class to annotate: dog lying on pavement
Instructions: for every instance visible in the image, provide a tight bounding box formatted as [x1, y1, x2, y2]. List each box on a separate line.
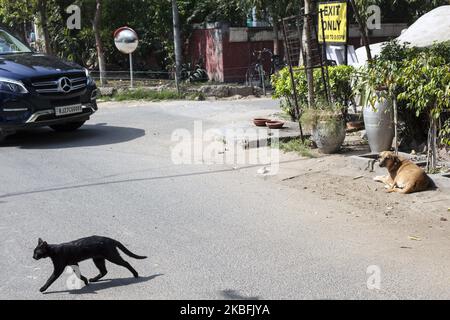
[373, 151, 433, 194]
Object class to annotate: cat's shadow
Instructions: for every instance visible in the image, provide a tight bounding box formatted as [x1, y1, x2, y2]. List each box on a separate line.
[44, 274, 163, 295]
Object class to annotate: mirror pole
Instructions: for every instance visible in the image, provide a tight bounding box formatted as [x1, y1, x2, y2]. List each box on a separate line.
[130, 53, 134, 89]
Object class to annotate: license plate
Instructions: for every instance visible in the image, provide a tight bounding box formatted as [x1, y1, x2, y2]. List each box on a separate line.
[55, 104, 82, 116]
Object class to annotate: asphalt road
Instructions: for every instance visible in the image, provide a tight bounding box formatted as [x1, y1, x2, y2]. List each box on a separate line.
[0, 98, 449, 300]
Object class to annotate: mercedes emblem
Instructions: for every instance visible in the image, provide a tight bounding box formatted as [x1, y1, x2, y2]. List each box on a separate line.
[58, 77, 72, 93]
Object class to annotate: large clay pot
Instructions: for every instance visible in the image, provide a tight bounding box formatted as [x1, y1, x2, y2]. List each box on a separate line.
[363, 97, 394, 153]
[312, 118, 346, 154]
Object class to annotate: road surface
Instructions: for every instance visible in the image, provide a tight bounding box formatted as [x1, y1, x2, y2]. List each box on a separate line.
[1, 98, 449, 299]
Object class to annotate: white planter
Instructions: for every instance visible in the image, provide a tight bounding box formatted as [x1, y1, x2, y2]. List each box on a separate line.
[363, 97, 394, 153]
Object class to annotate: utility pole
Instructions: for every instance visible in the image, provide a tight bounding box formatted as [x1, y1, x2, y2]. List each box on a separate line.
[171, 0, 182, 95]
[303, 0, 315, 108]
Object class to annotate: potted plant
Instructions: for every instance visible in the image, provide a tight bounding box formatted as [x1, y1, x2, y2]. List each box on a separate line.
[354, 41, 411, 153]
[361, 86, 394, 154]
[301, 102, 346, 154]
[272, 65, 355, 126]
[272, 65, 355, 153]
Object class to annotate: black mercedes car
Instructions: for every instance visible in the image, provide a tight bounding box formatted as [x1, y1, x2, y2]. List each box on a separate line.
[0, 27, 98, 139]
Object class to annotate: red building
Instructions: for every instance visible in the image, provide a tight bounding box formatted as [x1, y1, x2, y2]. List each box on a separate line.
[188, 23, 278, 83]
[187, 22, 407, 83]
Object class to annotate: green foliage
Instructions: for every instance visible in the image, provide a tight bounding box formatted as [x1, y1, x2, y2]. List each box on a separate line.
[183, 0, 248, 26]
[0, 0, 248, 70]
[243, 0, 302, 21]
[354, 40, 414, 108]
[440, 119, 450, 147]
[271, 66, 308, 112]
[317, 65, 355, 107]
[271, 65, 355, 118]
[101, 88, 206, 102]
[353, 0, 382, 22]
[399, 0, 450, 23]
[354, 40, 450, 151]
[397, 50, 450, 120]
[0, 0, 33, 27]
[104, 89, 183, 102]
[425, 41, 450, 64]
[278, 138, 315, 158]
[2, 0, 449, 72]
[301, 105, 345, 136]
[350, 0, 449, 25]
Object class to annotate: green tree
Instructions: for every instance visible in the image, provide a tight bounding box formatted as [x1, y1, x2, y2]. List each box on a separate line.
[0, 0, 55, 54]
[243, 0, 302, 54]
[398, 46, 450, 170]
[0, 0, 33, 38]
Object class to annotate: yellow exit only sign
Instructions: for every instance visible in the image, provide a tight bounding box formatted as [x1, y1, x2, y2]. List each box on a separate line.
[318, 1, 348, 44]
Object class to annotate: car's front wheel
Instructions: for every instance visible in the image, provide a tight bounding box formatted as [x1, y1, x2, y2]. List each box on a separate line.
[49, 121, 86, 132]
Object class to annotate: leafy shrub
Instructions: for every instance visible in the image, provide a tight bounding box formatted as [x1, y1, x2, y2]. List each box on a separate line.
[355, 40, 450, 109]
[271, 67, 308, 120]
[397, 53, 450, 118]
[397, 50, 450, 154]
[301, 103, 345, 137]
[271, 65, 355, 119]
[330, 65, 354, 104]
[353, 40, 417, 110]
[441, 119, 450, 147]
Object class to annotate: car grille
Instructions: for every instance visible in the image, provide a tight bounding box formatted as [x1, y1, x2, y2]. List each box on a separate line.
[31, 74, 87, 94]
[51, 97, 81, 107]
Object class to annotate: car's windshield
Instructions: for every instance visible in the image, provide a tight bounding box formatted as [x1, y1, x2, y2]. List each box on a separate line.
[0, 29, 32, 55]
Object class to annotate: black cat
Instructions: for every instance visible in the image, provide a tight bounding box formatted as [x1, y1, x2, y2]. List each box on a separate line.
[33, 236, 147, 293]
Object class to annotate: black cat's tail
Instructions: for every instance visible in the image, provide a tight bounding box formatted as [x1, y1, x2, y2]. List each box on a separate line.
[115, 241, 147, 260]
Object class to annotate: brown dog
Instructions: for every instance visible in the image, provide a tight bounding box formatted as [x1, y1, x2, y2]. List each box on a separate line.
[373, 151, 432, 194]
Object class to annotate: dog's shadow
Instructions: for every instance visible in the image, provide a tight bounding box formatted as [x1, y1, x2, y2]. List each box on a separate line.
[44, 274, 163, 295]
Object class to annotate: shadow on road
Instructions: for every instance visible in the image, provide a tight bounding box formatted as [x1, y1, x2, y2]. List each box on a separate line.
[1, 123, 145, 149]
[43, 274, 163, 295]
[220, 289, 260, 300]
[0, 159, 310, 200]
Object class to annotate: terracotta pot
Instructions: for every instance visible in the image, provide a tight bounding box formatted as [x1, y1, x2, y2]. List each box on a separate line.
[266, 121, 285, 129]
[253, 118, 271, 127]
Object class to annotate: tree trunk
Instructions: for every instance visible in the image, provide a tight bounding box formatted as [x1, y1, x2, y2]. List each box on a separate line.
[172, 0, 183, 94]
[273, 18, 280, 55]
[393, 96, 398, 155]
[22, 22, 28, 44]
[56, 1, 69, 31]
[37, 0, 52, 55]
[349, 0, 372, 61]
[93, 0, 106, 86]
[427, 112, 438, 171]
[303, 0, 315, 108]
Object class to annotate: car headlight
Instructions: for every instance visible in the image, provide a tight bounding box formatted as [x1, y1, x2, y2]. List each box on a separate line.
[0, 77, 28, 94]
[85, 68, 94, 85]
